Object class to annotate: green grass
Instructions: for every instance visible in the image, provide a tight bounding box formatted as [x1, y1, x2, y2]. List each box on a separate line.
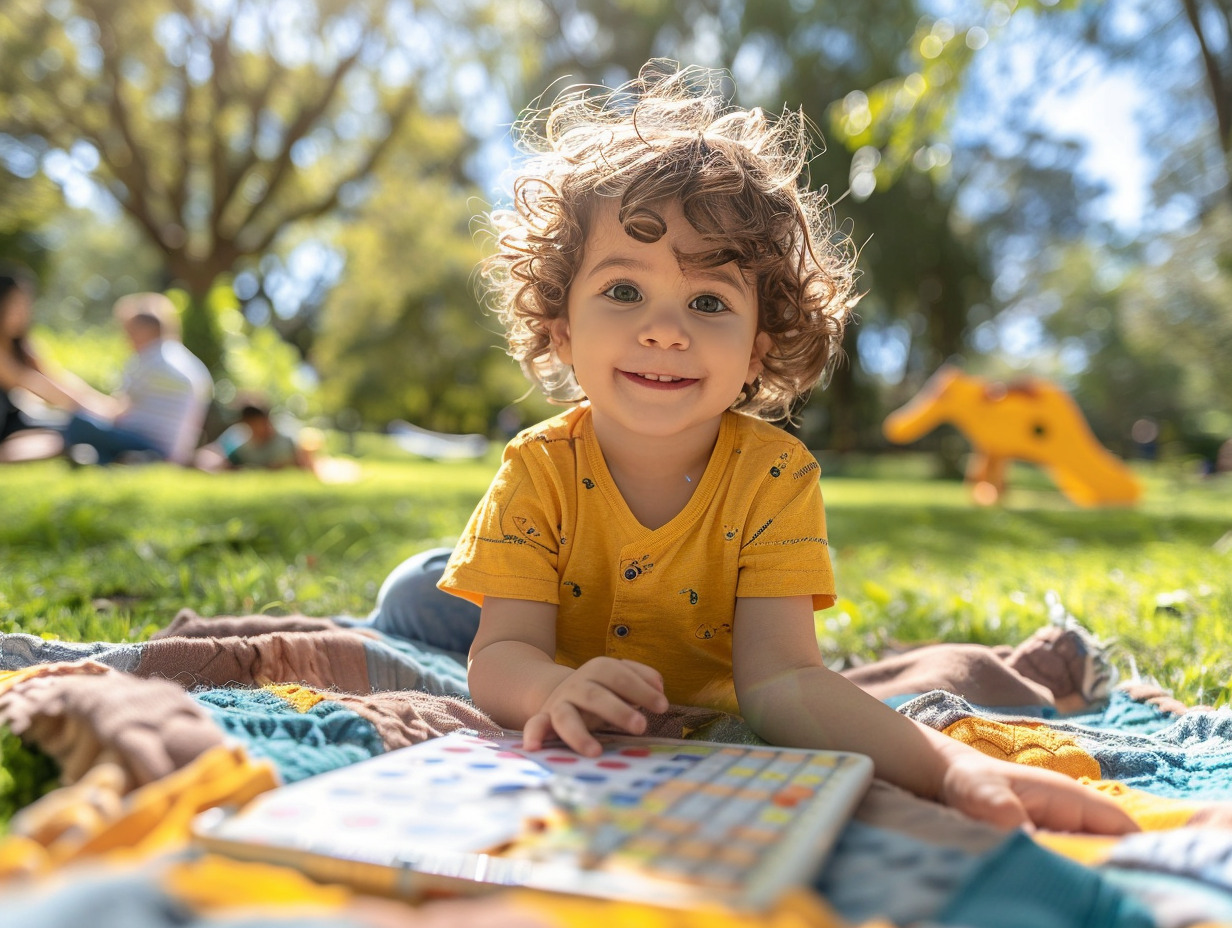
[2, 444, 1230, 705]
[0, 446, 501, 639]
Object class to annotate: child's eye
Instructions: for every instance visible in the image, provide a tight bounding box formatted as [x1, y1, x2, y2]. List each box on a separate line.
[604, 283, 641, 303]
[690, 294, 728, 314]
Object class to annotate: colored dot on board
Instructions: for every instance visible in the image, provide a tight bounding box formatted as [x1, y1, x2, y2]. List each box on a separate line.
[403, 823, 443, 835]
[597, 760, 630, 769]
[546, 755, 579, 764]
[443, 746, 473, 753]
[620, 747, 651, 757]
[575, 772, 609, 783]
[468, 761, 498, 770]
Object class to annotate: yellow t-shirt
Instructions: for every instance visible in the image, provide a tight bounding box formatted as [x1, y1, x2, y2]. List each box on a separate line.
[438, 405, 835, 714]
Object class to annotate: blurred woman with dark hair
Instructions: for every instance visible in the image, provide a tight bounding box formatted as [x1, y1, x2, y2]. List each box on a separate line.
[0, 268, 110, 461]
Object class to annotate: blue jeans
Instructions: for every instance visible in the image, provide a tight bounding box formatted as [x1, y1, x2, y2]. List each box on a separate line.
[351, 547, 480, 658]
[62, 413, 163, 465]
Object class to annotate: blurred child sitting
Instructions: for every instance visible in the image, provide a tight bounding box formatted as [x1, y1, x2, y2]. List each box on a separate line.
[197, 398, 312, 471]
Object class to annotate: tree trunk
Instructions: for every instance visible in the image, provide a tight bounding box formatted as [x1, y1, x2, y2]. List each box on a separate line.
[180, 291, 226, 377]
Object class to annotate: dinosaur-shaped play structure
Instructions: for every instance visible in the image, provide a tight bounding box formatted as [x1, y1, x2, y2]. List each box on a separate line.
[883, 366, 1142, 507]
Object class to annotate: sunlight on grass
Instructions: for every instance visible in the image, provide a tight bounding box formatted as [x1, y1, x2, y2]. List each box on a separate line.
[819, 464, 1232, 705]
[2, 445, 1230, 704]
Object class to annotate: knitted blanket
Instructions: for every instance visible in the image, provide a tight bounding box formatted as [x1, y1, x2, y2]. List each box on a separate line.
[1, 616, 1229, 928]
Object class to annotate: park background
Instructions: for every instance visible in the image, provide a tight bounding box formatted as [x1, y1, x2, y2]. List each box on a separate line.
[1, 0, 1230, 703]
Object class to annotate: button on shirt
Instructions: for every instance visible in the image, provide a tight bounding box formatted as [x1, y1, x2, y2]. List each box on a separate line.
[438, 406, 836, 715]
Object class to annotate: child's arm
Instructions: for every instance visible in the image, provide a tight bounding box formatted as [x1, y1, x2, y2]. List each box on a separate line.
[468, 596, 669, 757]
[732, 595, 1138, 834]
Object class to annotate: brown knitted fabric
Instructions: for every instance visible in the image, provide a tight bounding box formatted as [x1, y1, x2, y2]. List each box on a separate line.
[0, 670, 224, 790]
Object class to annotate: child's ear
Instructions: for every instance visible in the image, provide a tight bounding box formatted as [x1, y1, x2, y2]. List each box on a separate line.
[746, 331, 772, 382]
[549, 317, 573, 365]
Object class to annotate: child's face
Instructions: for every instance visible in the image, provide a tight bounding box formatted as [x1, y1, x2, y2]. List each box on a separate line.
[553, 198, 768, 444]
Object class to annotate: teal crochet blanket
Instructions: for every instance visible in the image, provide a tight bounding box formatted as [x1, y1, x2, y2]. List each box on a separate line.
[2, 616, 1230, 927]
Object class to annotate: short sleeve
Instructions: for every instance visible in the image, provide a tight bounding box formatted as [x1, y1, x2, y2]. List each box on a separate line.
[735, 447, 835, 610]
[437, 446, 564, 607]
[218, 424, 248, 464]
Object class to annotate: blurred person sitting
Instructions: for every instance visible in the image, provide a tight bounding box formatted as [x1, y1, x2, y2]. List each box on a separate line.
[0, 267, 114, 463]
[1218, 437, 1232, 476]
[197, 397, 312, 471]
[61, 292, 213, 466]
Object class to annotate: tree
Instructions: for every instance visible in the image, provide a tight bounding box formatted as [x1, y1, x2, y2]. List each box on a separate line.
[0, 0, 495, 373]
[1183, 0, 1232, 188]
[0, 160, 58, 281]
[313, 115, 552, 432]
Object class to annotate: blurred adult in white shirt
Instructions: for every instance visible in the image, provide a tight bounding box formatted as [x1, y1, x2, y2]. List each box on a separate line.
[61, 292, 213, 465]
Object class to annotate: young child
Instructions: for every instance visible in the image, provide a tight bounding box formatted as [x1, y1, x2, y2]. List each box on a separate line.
[438, 61, 1135, 835]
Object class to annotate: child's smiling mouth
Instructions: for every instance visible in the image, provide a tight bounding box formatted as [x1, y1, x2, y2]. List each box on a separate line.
[621, 370, 698, 389]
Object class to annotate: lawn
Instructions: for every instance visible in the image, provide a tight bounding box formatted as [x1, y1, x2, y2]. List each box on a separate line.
[2, 443, 1230, 705]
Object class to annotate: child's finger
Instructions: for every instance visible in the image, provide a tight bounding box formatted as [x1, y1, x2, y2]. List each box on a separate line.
[618, 659, 667, 693]
[595, 663, 669, 714]
[568, 681, 651, 736]
[1071, 794, 1138, 835]
[958, 781, 1030, 831]
[522, 712, 554, 752]
[545, 705, 605, 758]
[1014, 772, 1138, 835]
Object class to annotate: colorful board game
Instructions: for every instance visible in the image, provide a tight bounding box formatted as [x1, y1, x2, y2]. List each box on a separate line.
[192, 729, 873, 910]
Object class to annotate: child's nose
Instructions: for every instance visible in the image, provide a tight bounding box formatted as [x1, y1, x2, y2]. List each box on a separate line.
[637, 306, 690, 350]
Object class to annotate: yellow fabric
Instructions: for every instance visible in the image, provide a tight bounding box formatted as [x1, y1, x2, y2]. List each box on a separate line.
[514, 886, 878, 928]
[1081, 778, 1206, 830]
[0, 659, 112, 695]
[263, 682, 328, 712]
[0, 744, 277, 878]
[1034, 779, 1207, 865]
[169, 867, 875, 928]
[1031, 832, 1120, 866]
[165, 853, 351, 912]
[440, 406, 835, 715]
[0, 834, 51, 879]
[6, 762, 127, 855]
[76, 745, 277, 859]
[940, 717, 1101, 780]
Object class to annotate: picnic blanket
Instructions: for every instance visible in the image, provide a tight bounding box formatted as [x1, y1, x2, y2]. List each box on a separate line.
[2, 613, 1231, 928]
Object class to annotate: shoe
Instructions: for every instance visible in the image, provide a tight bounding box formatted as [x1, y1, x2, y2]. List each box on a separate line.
[67, 444, 100, 468]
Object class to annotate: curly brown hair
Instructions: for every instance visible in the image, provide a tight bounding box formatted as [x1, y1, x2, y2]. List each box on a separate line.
[480, 60, 857, 421]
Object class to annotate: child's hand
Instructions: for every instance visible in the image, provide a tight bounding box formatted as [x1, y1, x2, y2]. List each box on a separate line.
[939, 752, 1138, 834]
[522, 657, 670, 757]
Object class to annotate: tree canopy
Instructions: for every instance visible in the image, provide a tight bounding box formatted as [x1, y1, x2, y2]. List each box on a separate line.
[0, 0, 510, 372]
[2, 0, 1229, 458]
